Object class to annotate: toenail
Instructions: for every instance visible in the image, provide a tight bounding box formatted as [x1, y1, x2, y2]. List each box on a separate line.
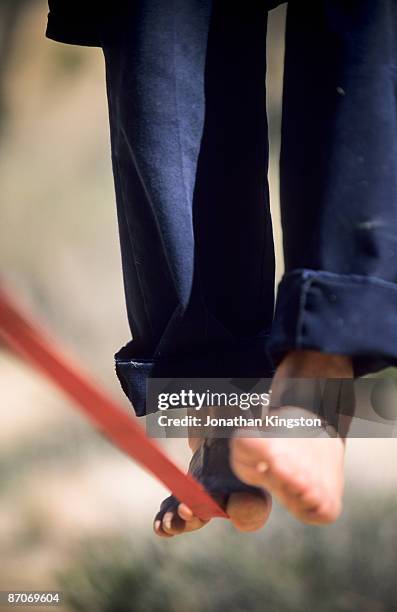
[163, 512, 173, 530]
[257, 461, 269, 473]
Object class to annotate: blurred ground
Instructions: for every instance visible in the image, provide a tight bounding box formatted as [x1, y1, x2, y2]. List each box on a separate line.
[1, 3, 397, 611]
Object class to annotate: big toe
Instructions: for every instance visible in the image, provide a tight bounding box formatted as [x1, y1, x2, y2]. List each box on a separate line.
[227, 491, 272, 532]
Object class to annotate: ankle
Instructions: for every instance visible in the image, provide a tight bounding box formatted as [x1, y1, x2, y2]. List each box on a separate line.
[277, 350, 353, 378]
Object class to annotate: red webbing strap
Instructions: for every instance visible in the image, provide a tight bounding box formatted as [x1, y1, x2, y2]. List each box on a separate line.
[0, 288, 226, 520]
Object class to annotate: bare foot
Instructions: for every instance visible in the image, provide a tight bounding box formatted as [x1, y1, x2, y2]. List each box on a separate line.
[231, 421, 344, 524]
[231, 350, 353, 525]
[153, 437, 272, 537]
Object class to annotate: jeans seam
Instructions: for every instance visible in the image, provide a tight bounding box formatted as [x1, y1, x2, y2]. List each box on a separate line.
[282, 268, 397, 292]
[295, 276, 313, 347]
[104, 57, 156, 341]
[116, 337, 272, 365]
[113, 138, 156, 340]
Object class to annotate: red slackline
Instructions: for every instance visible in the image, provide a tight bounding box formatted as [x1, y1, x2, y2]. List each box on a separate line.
[0, 286, 226, 521]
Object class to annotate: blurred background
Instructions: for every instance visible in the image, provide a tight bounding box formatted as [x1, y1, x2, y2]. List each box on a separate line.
[1, 2, 397, 611]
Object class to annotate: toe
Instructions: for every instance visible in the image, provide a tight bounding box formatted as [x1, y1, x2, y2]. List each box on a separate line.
[161, 511, 186, 535]
[176, 504, 209, 532]
[307, 497, 342, 525]
[153, 497, 187, 537]
[177, 503, 194, 522]
[153, 518, 174, 538]
[153, 501, 209, 537]
[162, 510, 208, 535]
[227, 491, 272, 532]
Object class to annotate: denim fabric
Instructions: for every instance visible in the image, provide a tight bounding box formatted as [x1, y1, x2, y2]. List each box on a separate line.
[271, 0, 397, 375]
[102, 0, 397, 416]
[46, 1, 285, 47]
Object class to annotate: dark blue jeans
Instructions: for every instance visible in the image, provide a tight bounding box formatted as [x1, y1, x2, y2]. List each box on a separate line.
[103, 0, 397, 416]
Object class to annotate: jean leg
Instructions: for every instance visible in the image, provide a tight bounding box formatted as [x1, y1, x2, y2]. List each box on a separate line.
[270, 0, 397, 375]
[103, 1, 275, 414]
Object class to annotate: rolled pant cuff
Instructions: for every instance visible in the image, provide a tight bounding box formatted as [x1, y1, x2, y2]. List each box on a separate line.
[269, 269, 397, 377]
[115, 340, 274, 416]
